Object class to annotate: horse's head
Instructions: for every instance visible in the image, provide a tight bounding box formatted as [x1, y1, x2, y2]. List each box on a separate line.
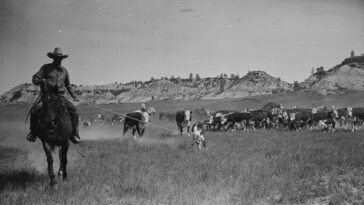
[42, 92, 62, 127]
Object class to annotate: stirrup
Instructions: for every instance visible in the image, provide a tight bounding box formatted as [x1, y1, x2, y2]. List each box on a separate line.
[70, 135, 82, 144]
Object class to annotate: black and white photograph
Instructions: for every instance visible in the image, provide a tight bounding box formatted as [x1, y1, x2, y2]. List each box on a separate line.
[1, 0, 364, 204]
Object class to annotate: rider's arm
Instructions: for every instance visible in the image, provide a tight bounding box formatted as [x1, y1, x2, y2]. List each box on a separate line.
[32, 66, 46, 85]
[64, 70, 77, 100]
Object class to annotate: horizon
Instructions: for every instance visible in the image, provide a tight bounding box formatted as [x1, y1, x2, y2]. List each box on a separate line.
[1, 0, 364, 95]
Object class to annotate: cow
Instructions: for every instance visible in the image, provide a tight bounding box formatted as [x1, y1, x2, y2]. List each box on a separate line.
[111, 114, 124, 126]
[276, 110, 291, 130]
[207, 115, 225, 131]
[82, 121, 92, 128]
[221, 109, 272, 131]
[285, 108, 313, 131]
[311, 107, 339, 132]
[97, 113, 106, 124]
[337, 107, 353, 130]
[176, 110, 192, 135]
[249, 109, 273, 129]
[352, 107, 364, 132]
[190, 122, 207, 150]
[123, 107, 156, 140]
[221, 112, 251, 131]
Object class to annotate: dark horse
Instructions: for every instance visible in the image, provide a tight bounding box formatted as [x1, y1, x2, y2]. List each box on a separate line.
[30, 92, 74, 186]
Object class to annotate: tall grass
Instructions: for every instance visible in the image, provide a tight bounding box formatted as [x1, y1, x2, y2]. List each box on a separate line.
[1, 126, 364, 204]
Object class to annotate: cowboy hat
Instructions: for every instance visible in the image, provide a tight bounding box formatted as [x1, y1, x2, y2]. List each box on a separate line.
[47, 47, 68, 59]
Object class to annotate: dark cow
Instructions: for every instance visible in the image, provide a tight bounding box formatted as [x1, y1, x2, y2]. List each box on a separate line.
[190, 122, 207, 150]
[249, 109, 273, 129]
[123, 107, 156, 140]
[222, 110, 272, 131]
[176, 110, 192, 135]
[222, 112, 251, 131]
[352, 107, 364, 131]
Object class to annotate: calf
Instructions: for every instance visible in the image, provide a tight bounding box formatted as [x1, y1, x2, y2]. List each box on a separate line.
[176, 110, 192, 135]
[190, 122, 207, 150]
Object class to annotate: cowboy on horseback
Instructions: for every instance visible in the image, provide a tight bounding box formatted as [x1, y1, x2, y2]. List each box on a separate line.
[26, 47, 81, 144]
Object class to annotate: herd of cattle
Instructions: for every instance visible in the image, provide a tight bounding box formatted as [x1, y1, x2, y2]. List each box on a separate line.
[162, 102, 364, 134]
[79, 102, 364, 150]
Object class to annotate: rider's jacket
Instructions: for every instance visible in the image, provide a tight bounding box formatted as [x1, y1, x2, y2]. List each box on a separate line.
[32, 63, 76, 99]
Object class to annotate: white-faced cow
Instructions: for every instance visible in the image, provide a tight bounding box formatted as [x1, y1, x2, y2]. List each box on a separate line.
[311, 107, 339, 132]
[123, 107, 156, 140]
[285, 108, 313, 131]
[176, 110, 192, 135]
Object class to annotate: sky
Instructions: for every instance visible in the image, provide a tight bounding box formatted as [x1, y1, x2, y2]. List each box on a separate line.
[1, 0, 364, 94]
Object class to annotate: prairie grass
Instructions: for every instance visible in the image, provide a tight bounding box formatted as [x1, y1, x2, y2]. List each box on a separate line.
[1, 123, 364, 204]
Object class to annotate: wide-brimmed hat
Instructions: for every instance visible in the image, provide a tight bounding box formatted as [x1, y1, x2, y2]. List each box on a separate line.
[47, 47, 68, 59]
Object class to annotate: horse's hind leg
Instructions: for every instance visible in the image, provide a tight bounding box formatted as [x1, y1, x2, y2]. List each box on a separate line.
[58, 144, 69, 180]
[42, 142, 56, 186]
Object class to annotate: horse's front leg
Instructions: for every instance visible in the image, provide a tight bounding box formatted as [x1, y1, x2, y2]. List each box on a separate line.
[58, 143, 69, 180]
[42, 142, 56, 186]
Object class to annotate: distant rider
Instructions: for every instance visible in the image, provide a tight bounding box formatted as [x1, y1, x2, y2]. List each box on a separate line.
[26, 47, 81, 144]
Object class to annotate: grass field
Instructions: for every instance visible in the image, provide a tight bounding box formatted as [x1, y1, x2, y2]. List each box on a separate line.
[1, 91, 364, 205]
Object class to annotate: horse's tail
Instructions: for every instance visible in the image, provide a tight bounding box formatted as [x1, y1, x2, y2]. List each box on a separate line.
[25, 92, 42, 123]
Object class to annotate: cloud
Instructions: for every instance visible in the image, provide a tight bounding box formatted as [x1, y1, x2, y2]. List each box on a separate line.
[180, 8, 195, 13]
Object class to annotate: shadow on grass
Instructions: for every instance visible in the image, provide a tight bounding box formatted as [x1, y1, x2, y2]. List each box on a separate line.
[0, 169, 45, 191]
